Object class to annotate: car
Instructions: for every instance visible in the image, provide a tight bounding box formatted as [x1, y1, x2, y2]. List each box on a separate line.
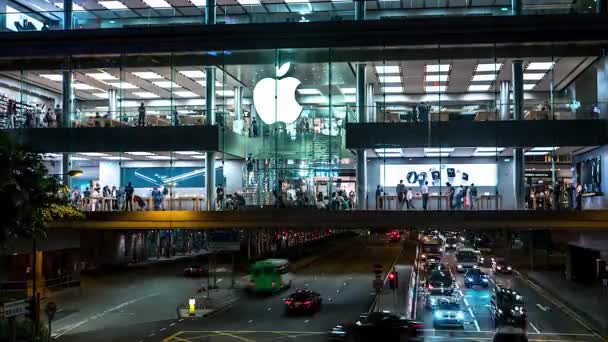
[490, 286, 527, 328]
[432, 299, 466, 328]
[478, 254, 495, 267]
[183, 265, 207, 277]
[493, 326, 528, 342]
[444, 237, 460, 250]
[464, 269, 489, 288]
[492, 258, 513, 274]
[284, 289, 322, 315]
[329, 311, 424, 341]
[426, 269, 454, 296]
[426, 261, 449, 274]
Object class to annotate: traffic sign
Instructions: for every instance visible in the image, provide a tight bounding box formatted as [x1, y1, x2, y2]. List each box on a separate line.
[1, 299, 30, 319]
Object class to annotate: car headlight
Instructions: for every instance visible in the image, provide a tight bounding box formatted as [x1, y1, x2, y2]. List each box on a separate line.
[480, 257, 485, 262]
[434, 311, 443, 319]
[507, 266, 512, 270]
[496, 266, 502, 270]
[466, 277, 473, 282]
[456, 311, 465, 320]
[457, 264, 463, 269]
[421, 254, 426, 258]
[473, 265, 479, 269]
[482, 278, 488, 282]
[497, 308, 503, 314]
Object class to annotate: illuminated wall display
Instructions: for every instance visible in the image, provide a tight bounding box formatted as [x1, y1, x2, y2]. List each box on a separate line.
[253, 62, 303, 124]
[380, 164, 498, 187]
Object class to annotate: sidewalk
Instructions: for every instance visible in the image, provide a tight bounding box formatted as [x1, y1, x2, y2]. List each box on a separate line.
[519, 269, 608, 336]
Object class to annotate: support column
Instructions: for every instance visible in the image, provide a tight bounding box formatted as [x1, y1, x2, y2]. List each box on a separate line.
[64, 0, 73, 30]
[598, 0, 607, 14]
[62, 154, 71, 189]
[356, 63, 367, 210]
[206, 66, 216, 211]
[234, 86, 243, 121]
[62, 68, 73, 189]
[0, 0, 7, 31]
[499, 80, 510, 120]
[597, 56, 608, 119]
[512, 60, 525, 209]
[108, 89, 118, 116]
[355, 0, 366, 20]
[366, 83, 375, 122]
[511, 0, 521, 15]
[206, 0, 216, 25]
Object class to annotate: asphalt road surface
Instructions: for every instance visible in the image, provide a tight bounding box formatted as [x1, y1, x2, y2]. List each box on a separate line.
[417, 251, 604, 342]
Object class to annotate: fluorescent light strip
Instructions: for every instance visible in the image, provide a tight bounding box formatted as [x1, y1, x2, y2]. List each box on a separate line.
[523, 73, 546, 81]
[143, 0, 172, 8]
[79, 152, 110, 157]
[475, 147, 505, 152]
[237, 0, 261, 5]
[153, 81, 181, 88]
[86, 72, 118, 81]
[216, 90, 234, 97]
[92, 93, 109, 99]
[147, 155, 173, 160]
[340, 88, 356, 94]
[375, 66, 400, 74]
[98, 1, 128, 10]
[530, 147, 558, 151]
[468, 85, 491, 92]
[133, 92, 160, 98]
[425, 152, 450, 157]
[189, 0, 206, 6]
[374, 148, 401, 153]
[108, 82, 138, 89]
[524, 151, 549, 156]
[179, 70, 206, 78]
[55, 2, 85, 11]
[473, 152, 498, 157]
[425, 64, 450, 73]
[102, 156, 131, 160]
[298, 89, 322, 95]
[425, 75, 449, 82]
[378, 76, 401, 83]
[40, 74, 63, 81]
[382, 87, 403, 93]
[132, 71, 164, 79]
[174, 91, 199, 98]
[125, 152, 157, 156]
[424, 148, 454, 153]
[526, 62, 554, 71]
[73, 83, 99, 90]
[476, 63, 503, 72]
[524, 84, 536, 90]
[472, 74, 496, 82]
[425, 86, 446, 93]
[175, 151, 204, 155]
[377, 153, 402, 158]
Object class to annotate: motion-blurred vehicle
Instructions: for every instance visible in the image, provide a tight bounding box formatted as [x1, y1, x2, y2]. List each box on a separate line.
[420, 236, 443, 263]
[493, 326, 528, 342]
[432, 298, 466, 328]
[478, 254, 495, 268]
[456, 248, 480, 273]
[425, 269, 454, 299]
[329, 312, 424, 341]
[425, 261, 449, 274]
[284, 289, 322, 315]
[247, 258, 292, 294]
[464, 268, 489, 288]
[183, 265, 207, 277]
[388, 230, 402, 243]
[443, 237, 460, 250]
[492, 258, 513, 274]
[490, 286, 527, 329]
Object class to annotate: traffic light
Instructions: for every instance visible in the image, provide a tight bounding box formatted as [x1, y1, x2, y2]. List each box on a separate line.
[388, 272, 397, 290]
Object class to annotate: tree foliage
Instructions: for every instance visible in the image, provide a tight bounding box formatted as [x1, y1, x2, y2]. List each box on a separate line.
[0, 132, 83, 246]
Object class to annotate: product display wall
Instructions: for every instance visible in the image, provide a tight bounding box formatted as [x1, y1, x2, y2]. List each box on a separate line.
[380, 163, 498, 187]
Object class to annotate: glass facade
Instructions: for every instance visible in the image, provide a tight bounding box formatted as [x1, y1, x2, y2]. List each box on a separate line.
[1, 0, 606, 33]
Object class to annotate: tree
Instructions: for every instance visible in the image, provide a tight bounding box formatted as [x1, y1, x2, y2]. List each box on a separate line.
[0, 132, 83, 246]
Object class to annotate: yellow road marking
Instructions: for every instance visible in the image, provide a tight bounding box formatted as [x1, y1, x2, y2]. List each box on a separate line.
[214, 331, 256, 342]
[161, 331, 190, 342]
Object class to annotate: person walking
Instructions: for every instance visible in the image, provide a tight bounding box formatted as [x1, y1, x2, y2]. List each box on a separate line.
[553, 183, 562, 210]
[376, 185, 384, 209]
[151, 187, 162, 210]
[575, 182, 583, 210]
[251, 116, 258, 137]
[216, 184, 225, 210]
[396, 180, 406, 210]
[446, 182, 455, 210]
[470, 183, 478, 210]
[406, 188, 415, 209]
[421, 181, 429, 210]
[124, 182, 134, 211]
[138, 102, 146, 126]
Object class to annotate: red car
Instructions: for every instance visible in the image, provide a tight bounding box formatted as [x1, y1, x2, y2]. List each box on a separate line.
[284, 289, 322, 315]
[184, 265, 207, 277]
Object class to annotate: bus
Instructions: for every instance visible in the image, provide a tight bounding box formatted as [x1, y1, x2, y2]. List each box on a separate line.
[456, 248, 480, 273]
[420, 237, 443, 262]
[247, 259, 293, 294]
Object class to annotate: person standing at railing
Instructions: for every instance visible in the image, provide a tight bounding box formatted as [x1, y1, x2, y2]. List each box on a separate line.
[138, 102, 146, 126]
[421, 181, 429, 210]
[55, 104, 63, 128]
[125, 182, 134, 211]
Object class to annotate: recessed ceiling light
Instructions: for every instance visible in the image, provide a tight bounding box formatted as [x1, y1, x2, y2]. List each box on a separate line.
[473, 152, 499, 157]
[425, 86, 447, 93]
[476, 63, 503, 72]
[153, 81, 182, 88]
[237, 0, 260, 4]
[375, 66, 400, 74]
[425, 75, 449, 82]
[471, 74, 497, 82]
[108, 82, 138, 89]
[191, 155, 206, 159]
[476, 147, 505, 152]
[86, 72, 118, 81]
[92, 92, 109, 98]
[174, 91, 199, 98]
[147, 155, 173, 160]
[523, 73, 546, 81]
[468, 84, 491, 92]
[98, 1, 128, 10]
[125, 152, 157, 156]
[39, 74, 63, 81]
[79, 152, 110, 157]
[424, 148, 454, 153]
[526, 62, 554, 71]
[524, 151, 549, 156]
[297, 89, 322, 95]
[133, 92, 160, 98]
[55, 2, 85, 11]
[142, 0, 172, 8]
[70, 156, 89, 161]
[216, 90, 234, 97]
[179, 70, 206, 78]
[530, 147, 559, 151]
[425, 64, 450, 73]
[73, 83, 99, 90]
[382, 87, 403, 93]
[188, 0, 206, 6]
[102, 156, 132, 160]
[340, 88, 356, 94]
[132, 71, 164, 79]
[374, 148, 401, 153]
[378, 76, 401, 83]
[376, 153, 402, 158]
[175, 151, 204, 155]
[425, 152, 451, 157]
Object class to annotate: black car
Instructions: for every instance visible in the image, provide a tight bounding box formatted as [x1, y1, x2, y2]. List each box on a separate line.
[183, 265, 207, 277]
[284, 289, 322, 315]
[426, 269, 454, 295]
[329, 312, 424, 341]
[464, 269, 489, 288]
[490, 286, 527, 328]
[492, 258, 513, 274]
[493, 326, 528, 342]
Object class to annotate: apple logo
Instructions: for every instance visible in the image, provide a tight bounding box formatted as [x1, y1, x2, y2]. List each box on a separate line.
[253, 62, 302, 125]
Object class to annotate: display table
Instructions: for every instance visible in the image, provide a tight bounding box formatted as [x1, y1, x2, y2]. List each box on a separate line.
[146, 115, 171, 126]
[86, 117, 125, 127]
[477, 194, 502, 209]
[474, 111, 497, 121]
[179, 115, 206, 126]
[524, 110, 550, 120]
[378, 193, 450, 210]
[430, 112, 449, 122]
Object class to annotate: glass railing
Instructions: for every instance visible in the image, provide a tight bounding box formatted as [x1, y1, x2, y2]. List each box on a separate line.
[0, 1, 603, 34]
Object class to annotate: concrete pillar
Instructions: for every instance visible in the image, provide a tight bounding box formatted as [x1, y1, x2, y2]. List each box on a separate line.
[513, 149, 525, 209]
[355, 0, 366, 20]
[597, 56, 608, 119]
[206, 0, 216, 24]
[108, 88, 118, 116]
[234, 86, 243, 121]
[366, 83, 375, 122]
[499, 80, 510, 120]
[512, 60, 524, 121]
[62, 70, 73, 127]
[511, 0, 521, 15]
[512, 60, 525, 209]
[206, 67, 216, 211]
[62, 154, 71, 189]
[64, 0, 73, 30]
[356, 63, 367, 209]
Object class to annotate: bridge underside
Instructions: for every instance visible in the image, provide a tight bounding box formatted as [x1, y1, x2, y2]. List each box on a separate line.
[49, 210, 608, 231]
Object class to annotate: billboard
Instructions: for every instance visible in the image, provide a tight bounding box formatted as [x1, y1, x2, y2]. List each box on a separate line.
[380, 163, 497, 187]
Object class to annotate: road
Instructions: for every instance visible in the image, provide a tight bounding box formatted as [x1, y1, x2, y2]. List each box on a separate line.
[50, 235, 403, 342]
[417, 251, 604, 342]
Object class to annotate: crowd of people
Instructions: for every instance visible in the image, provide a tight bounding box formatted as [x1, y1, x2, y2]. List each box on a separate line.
[377, 180, 479, 210]
[71, 181, 170, 211]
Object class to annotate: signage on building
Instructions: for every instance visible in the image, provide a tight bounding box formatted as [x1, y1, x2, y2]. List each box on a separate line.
[525, 171, 553, 178]
[0, 299, 29, 319]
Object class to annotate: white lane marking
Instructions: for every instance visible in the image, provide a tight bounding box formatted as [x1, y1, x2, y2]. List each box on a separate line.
[467, 307, 480, 332]
[148, 333, 156, 337]
[248, 319, 254, 323]
[169, 323, 176, 327]
[529, 322, 541, 334]
[304, 320, 310, 323]
[266, 307, 272, 311]
[463, 297, 470, 307]
[178, 318, 184, 322]
[217, 278, 223, 283]
[159, 328, 166, 332]
[536, 303, 550, 311]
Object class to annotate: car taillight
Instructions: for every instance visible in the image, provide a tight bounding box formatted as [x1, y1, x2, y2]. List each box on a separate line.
[304, 300, 312, 305]
[428, 284, 433, 289]
[272, 281, 276, 287]
[285, 299, 293, 305]
[249, 282, 255, 286]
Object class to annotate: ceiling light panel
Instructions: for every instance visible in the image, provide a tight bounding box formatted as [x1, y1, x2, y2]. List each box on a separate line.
[153, 81, 181, 88]
[475, 63, 503, 72]
[526, 62, 554, 70]
[425, 152, 451, 157]
[374, 148, 401, 153]
[175, 151, 204, 155]
[93, 92, 109, 98]
[297, 89, 322, 95]
[523, 84, 536, 90]
[523, 73, 546, 81]
[382, 87, 403, 93]
[376, 153, 402, 158]
[79, 152, 110, 157]
[86, 72, 118, 81]
[189, 0, 206, 6]
[133, 92, 160, 98]
[102, 156, 131, 160]
[524, 151, 549, 156]
[425, 86, 446, 92]
[237, 0, 261, 5]
[98, 1, 128, 10]
[147, 155, 173, 160]
[340, 88, 356, 94]
[378, 76, 402, 83]
[425, 64, 450, 73]
[55, 2, 85, 11]
[143, 0, 172, 7]
[375, 65, 400, 74]
[471, 74, 497, 82]
[424, 148, 454, 153]
[108, 82, 138, 89]
[132, 71, 164, 79]
[216, 90, 234, 97]
[179, 70, 206, 78]
[174, 91, 199, 98]
[473, 152, 498, 157]
[530, 147, 559, 151]
[476, 147, 505, 152]
[73, 83, 99, 90]
[125, 152, 157, 156]
[40, 74, 63, 81]
[468, 85, 491, 92]
[425, 75, 449, 82]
